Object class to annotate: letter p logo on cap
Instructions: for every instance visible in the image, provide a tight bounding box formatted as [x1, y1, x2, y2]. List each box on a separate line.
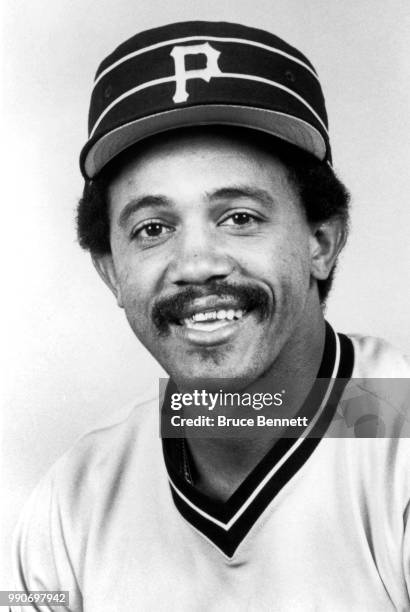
[170, 43, 222, 103]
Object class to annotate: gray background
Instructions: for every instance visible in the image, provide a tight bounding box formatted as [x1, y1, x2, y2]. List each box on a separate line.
[1, 0, 410, 587]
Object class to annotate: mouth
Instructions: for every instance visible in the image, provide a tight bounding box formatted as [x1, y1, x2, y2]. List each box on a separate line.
[151, 282, 271, 344]
[168, 298, 254, 346]
[175, 309, 250, 347]
[180, 307, 246, 332]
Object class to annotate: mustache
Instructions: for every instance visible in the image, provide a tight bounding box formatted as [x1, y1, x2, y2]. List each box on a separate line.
[151, 281, 271, 334]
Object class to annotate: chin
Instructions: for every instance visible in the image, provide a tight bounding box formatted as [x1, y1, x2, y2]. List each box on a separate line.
[164, 349, 268, 389]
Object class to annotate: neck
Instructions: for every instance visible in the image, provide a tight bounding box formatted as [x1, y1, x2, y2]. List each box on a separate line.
[183, 313, 327, 501]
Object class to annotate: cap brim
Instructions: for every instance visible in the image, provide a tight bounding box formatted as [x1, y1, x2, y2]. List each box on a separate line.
[83, 104, 327, 178]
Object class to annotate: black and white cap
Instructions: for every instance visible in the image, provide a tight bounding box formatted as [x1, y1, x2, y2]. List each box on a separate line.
[80, 21, 331, 179]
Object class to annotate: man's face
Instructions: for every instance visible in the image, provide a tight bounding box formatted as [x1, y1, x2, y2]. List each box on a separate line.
[101, 131, 321, 386]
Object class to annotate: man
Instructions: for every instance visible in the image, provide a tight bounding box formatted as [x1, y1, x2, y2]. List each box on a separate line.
[12, 21, 410, 611]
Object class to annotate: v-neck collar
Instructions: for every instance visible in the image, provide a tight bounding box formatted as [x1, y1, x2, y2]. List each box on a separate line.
[162, 322, 354, 558]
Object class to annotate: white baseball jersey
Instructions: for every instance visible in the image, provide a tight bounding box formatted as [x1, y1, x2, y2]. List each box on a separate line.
[12, 324, 410, 611]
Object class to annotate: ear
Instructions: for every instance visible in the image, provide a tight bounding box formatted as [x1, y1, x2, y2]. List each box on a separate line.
[92, 254, 124, 308]
[309, 217, 347, 282]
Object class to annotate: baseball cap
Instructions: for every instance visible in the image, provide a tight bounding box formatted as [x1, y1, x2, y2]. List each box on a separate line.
[80, 21, 331, 179]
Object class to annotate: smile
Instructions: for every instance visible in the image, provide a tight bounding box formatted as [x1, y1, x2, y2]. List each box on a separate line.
[152, 286, 270, 342]
[170, 302, 252, 347]
[181, 308, 245, 331]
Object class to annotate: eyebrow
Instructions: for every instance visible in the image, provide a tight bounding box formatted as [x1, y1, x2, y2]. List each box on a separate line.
[118, 195, 172, 228]
[206, 186, 275, 208]
[117, 186, 275, 229]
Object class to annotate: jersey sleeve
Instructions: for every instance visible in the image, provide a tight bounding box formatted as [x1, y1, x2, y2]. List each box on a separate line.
[11, 465, 83, 612]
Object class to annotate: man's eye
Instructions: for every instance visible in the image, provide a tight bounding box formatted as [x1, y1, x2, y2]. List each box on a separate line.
[142, 223, 165, 237]
[221, 212, 258, 226]
[232, 212, 252, 225]
[132, 221, 173, 240]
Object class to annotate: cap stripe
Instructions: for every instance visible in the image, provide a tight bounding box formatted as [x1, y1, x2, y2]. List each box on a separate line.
[93, 35, 319, 89]
[90, 72, 328, 139]
[223, 73, 327, 132]
[90, 75, 175, 137]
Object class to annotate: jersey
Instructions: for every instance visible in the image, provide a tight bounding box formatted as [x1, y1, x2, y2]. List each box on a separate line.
[11, 324, 410, 611]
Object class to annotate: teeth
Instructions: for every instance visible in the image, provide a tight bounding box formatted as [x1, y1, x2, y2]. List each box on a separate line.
[182, 308, 245, 327]
[192, 311, 217, 322]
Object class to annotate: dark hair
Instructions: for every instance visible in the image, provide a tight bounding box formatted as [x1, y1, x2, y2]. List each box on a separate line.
[76, 129, 350, 303]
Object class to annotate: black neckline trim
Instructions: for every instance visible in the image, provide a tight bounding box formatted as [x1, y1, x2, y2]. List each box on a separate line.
[162, 322, 354, 557]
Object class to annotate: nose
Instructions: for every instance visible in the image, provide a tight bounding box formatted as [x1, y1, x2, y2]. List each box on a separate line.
[166, 227, 235, 286]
